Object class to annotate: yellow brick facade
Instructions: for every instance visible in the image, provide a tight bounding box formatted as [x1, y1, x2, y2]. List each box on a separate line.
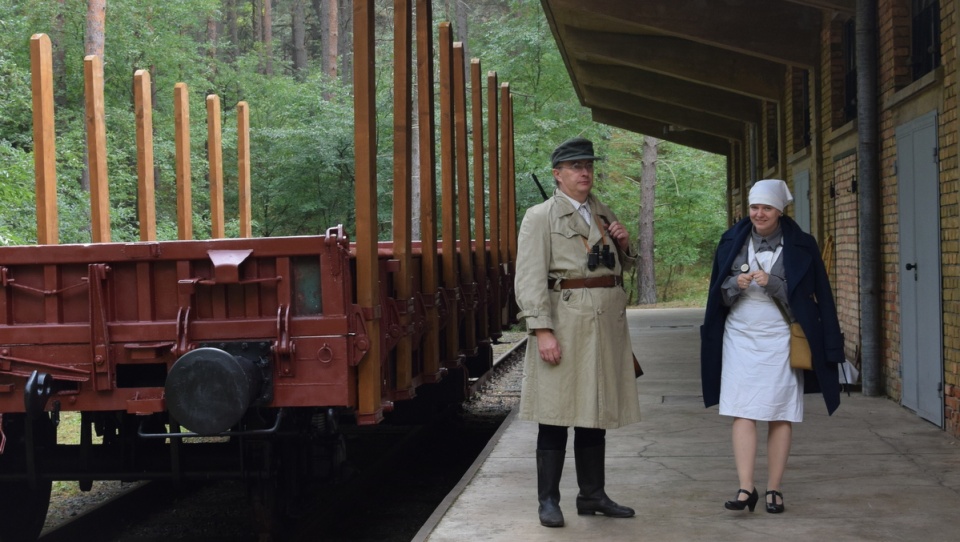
[774, 1, 960, 435]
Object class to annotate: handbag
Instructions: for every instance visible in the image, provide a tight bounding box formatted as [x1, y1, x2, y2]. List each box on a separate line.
[788, 321, 812, 371]
[632, 353, 644, 378]
[772, 297, 812, 371]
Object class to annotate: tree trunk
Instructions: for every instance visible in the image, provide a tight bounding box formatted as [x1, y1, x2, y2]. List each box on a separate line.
[412, 112, 421, 241]
[262, 0, 273, 75]
[207, 15, 218, 67]
[638, 136, 658, 305]
[337, 0, 352, 85]
[456, 0, 469, 59]
[82, 0, 106, 193]
[53, 0, 67, 107]
[225, 0, 238, 60]
[320, 0, 339, 81]
[291, 0, 307, 78]
[310, 0, 322, 41]
[252, 0, 262, 50]
[85, 0, 106, 60]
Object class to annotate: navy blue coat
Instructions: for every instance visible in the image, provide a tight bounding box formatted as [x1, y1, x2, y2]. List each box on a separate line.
[700, 216, 843, 415]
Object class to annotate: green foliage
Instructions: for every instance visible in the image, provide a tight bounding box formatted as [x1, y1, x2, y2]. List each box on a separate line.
[0, 0, 726, 306]
[0, 141, 35, 245]
[0, 47, 33, 149]
[654, 143, 727, 261]
[601, 134, 726, 303]
[470, 0, 608, 213]
[237, 72, 358, 237]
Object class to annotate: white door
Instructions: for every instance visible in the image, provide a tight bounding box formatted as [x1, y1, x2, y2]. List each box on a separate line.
[896, 111, 943, 427]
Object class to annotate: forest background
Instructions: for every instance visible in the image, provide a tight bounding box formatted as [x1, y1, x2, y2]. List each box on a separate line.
[0, 0, 727, 305]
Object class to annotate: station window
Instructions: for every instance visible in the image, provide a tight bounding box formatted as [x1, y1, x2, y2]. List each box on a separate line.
[912, 0, 940, 80]
[765, 102, 778, 169]
[841, 18, 857, 124]
[792, 68, 811, 152]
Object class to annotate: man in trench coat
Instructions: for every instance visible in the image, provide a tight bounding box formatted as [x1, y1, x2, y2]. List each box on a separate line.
[515, 137, 642, 528]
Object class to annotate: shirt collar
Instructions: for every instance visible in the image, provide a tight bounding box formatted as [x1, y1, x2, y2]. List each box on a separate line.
[751, 225, 783, 252]
[558, 190, 588, 212]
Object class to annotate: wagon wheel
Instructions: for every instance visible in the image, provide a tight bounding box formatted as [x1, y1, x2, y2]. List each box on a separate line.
[246, 412, 312, 541]
[247, 409, 347, 540]
[0, 414, 55, 542]
[249, 469, 285, 542]
[247, 435, 316, 541]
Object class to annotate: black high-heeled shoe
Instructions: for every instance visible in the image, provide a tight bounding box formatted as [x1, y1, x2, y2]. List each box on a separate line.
[765, 490, 785, 513]
[724, 487, 759, 511]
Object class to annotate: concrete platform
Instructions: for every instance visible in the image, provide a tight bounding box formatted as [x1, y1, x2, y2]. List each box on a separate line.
[416, 307, 960, 542]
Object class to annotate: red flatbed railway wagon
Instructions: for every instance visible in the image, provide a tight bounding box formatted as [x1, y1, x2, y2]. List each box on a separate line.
[0, 230, 364, 419]
[0, 229, 369, 535]
[0, 4, 519, 539]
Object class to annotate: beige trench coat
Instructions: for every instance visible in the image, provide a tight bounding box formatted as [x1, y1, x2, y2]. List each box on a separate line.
[515, 191, 642, 429]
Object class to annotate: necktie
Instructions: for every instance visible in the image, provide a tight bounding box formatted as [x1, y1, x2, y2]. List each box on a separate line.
[578, 203, 591, 225]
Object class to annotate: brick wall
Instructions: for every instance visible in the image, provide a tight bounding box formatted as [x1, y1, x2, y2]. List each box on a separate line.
[827, 16, 848, 131]
[937, 0, 960, 435]
[790, 68, 807, 154]
[875, 0, 960, 434]
[833, 155, 861, 365]
[753, 0, 960, 435]
[877, 0, 902, 403]
[812, 15, 873, 384]
[819, 14, 839, 223]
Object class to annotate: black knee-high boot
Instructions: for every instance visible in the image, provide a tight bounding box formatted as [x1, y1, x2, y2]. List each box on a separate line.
[536, 449, 565, 527]
[574, 443, 634, 518]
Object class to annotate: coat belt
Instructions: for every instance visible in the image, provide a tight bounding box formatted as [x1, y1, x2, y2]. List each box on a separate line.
[548, 275, 623, 290]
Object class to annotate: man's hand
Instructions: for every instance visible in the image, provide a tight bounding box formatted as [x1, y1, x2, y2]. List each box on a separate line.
[606, 220, 630, 251]
[535, 329, 562, 365]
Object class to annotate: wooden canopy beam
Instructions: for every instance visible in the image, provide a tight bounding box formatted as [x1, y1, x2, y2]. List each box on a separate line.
[592, 108, 731, 156]
[583, 86, 746, 141]
[546, 0, 820, 68]
[783, 0, 854, 14]
[566, 31, 784, 101]
[577, 64, 762, 125]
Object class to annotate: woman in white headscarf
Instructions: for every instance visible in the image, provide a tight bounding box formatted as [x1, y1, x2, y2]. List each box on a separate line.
[700, 180, 843, 515]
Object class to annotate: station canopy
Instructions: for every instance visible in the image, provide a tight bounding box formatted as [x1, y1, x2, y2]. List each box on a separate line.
[540, 0, 856, 155]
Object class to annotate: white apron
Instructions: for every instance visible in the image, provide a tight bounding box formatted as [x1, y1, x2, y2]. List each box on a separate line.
[719, 241, 803, 422]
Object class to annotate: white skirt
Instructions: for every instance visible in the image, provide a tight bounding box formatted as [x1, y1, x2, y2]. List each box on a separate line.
[719, 285, 803, 422]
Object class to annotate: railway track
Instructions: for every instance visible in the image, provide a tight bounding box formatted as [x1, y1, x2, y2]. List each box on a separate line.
[37, 335, 526, 542]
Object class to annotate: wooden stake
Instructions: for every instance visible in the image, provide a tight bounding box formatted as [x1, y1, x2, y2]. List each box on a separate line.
[30, 34, 58, 245]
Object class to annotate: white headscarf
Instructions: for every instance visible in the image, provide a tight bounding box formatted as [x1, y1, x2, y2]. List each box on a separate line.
[748, 179, 793, 211]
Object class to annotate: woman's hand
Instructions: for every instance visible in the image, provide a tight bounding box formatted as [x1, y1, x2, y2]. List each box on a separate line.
[535, 329, 562, 365]
[753, 269, 769, 287]
[737, 272, 752, 290]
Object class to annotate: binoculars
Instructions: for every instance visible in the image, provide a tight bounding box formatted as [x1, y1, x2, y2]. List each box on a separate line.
[588, 243, 616, 271]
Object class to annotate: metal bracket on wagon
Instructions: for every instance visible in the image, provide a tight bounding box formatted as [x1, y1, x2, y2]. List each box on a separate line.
[274, 305, 295, 377]
[0, 350, 89, 383]
[324, 224, 350, 277]
[24, 371, 53, 418]
[349, 305, 371, 366]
